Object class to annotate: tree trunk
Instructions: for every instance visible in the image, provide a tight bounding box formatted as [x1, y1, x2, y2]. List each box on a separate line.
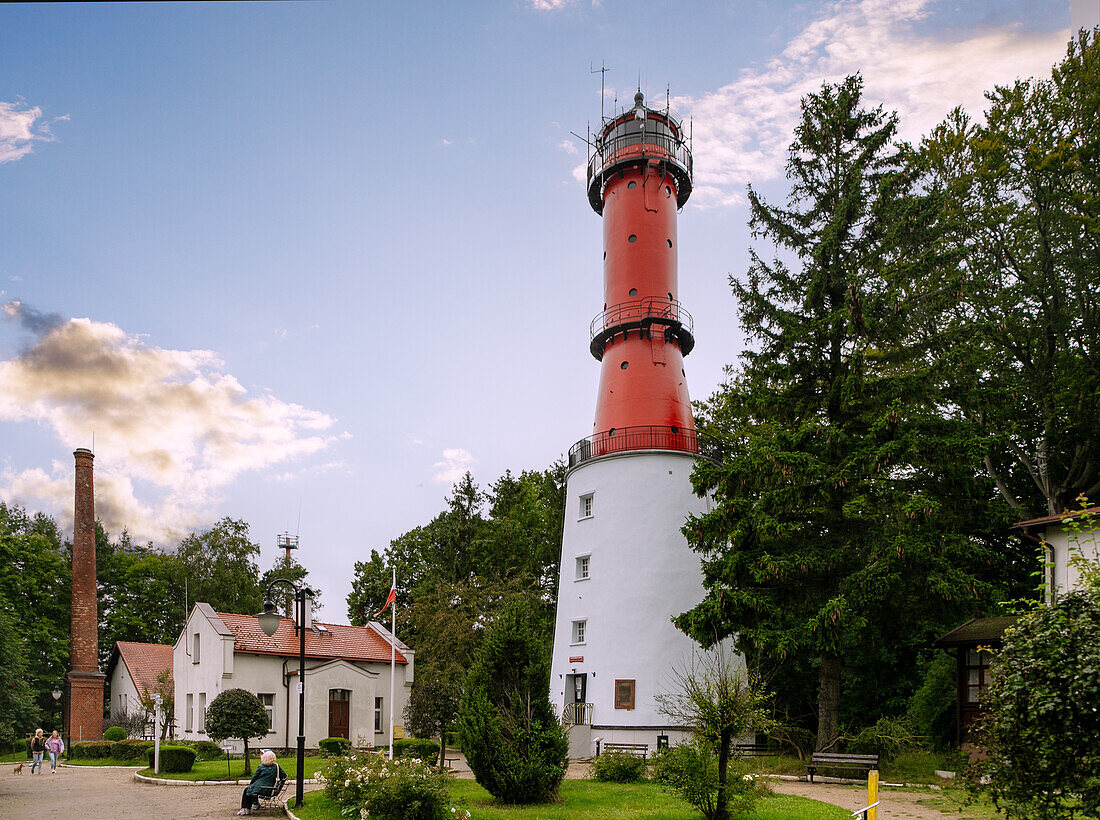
[816, 653, 842, 752]
[438, 723, 448, 770]
[715, 728, 731, 820]
[243, 738, 251, 776]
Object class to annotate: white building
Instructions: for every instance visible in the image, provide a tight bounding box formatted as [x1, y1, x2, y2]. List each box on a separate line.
[174, 602, 413, 751]
[106, 641, 173, 734]
[1015, 505, 1100, 601]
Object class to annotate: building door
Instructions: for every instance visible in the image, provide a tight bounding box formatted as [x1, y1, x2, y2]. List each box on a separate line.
[328, 689, 350, 739]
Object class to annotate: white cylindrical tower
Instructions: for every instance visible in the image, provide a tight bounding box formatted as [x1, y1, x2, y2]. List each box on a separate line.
[549, 91, 724, 757]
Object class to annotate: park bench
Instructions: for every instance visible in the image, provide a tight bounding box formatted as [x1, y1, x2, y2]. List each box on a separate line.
[442, 757, 459, 769]
[733, 742, 775, 758]
[253, 776, 288, 812]
[600, 742, 649, 760]
[807, 752, 879, 783]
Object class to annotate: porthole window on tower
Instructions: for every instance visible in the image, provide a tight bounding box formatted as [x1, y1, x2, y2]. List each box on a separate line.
[668, 292, 674, 300]
[667, 239, 673, 248]
[580, 493, 593, 519]
[628, 181, 636, 189]
[609, 428, 617, 436]
[620, 361, 629, 370]
[572, 620, 587, 644]
[671, 426, 679, 435]
[628, 235, 637, 243]
[666, 186, 672, 195]
[629, 288, 637, 297]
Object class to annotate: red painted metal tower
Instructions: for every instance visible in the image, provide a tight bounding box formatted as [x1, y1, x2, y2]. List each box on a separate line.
[570, 91, 696, 465]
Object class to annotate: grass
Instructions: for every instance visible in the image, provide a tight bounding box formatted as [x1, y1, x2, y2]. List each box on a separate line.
[290, 779, 852, 820]
[136, 752, 325, 781]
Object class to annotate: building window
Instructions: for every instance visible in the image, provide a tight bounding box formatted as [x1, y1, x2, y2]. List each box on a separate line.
[571, 619, 586, 644]
[576, 555, 590, 581]
[258, 693, 275, 731]
[580, 493, 593, 519]
[374, 697, 383, 732]
[615, 679, 636, 710]
[965, 649, 992, 704]
[192, 632, 200, 664]
[197, 693, 206, 732]
[119, 693, 127, 713]
[185, 693, 194, 731]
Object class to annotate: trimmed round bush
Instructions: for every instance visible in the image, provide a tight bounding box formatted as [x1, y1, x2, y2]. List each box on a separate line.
[103, 725, 127, 742]
[593, 750, 647, 783]
[319, 736, 352, 756]
[146, 745, 196, 773]
[181, 739, 223, 759]
[393, 737, 440, 761]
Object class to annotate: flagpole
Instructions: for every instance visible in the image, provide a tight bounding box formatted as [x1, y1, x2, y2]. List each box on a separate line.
[389, 565, 396, 760]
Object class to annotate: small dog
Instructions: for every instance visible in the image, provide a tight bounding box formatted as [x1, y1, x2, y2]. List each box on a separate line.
[13, 762, 24, 774]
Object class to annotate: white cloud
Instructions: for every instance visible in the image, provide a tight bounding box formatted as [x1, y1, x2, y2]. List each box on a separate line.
[559, 139, 579, 155]
[0, 305, 342, 545]
[432, 448, 475, 483]
[0, 100, 65, 165]
[528, 0, 578, 10]
[674, 0, 1069, 207]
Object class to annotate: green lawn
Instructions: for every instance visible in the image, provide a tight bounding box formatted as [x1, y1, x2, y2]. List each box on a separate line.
[137, 752, 325, 781]
[291, 780, 851, 820]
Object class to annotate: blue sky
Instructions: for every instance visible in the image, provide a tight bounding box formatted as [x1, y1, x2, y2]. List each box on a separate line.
[0, 1, 1077, 619]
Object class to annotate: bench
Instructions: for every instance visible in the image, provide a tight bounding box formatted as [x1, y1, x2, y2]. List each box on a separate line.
[254, 777, 288, 812]
[600, 742, 649, 760]
[442, 757, 459, 769]
[807, 753, 879, 783]
[734, 743, 775, 758]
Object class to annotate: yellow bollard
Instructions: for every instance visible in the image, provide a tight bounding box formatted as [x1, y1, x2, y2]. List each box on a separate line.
[867, 769, 879, 820]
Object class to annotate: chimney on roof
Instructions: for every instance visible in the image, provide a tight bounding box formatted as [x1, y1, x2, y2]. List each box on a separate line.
[67, 448, 105, 742]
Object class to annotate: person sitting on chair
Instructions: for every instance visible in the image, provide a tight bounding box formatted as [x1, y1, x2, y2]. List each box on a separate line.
[237, 750, 287, 815]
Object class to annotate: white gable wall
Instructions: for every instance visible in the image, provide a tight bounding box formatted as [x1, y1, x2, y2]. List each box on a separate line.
[108, 661, 142, 727]
[1044, 519, 1100, 599]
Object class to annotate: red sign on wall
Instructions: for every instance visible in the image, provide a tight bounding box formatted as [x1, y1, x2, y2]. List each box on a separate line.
[569, 656, 584, 663]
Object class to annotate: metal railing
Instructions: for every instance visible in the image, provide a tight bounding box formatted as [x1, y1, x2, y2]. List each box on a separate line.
[562, 702, 593, 726]
[568, 425, 700, 468]
[587, 121, 693, 212]
[590, 297, 693, 340]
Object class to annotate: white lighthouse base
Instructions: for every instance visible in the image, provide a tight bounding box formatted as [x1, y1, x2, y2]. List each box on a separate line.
[549, 449, 741, 758]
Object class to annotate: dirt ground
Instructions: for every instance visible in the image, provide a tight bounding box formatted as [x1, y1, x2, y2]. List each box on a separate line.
[0, 758, 968, 819]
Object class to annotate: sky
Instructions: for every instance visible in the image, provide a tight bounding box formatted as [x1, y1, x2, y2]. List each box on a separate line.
[0, 0, 1081, 620]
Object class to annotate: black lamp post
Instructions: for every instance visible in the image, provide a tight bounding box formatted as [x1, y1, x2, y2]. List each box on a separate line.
[257, 579, 314, 809]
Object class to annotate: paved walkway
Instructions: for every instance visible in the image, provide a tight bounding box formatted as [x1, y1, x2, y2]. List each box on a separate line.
[0, 758, 968, 819]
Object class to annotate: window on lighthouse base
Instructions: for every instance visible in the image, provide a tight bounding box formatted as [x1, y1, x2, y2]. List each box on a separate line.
[571, 620, 586, 645]
[580, 493, 593, 519]
[615, 679, 636, 710]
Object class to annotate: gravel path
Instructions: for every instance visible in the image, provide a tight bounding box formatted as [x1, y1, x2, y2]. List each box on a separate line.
[0, 759, 966, 819]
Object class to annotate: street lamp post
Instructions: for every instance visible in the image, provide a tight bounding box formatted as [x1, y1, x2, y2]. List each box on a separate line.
[257, 579, 314, 809]
[51, 687, 63, 759]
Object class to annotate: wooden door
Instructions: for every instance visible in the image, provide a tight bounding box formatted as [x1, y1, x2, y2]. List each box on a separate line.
[328, 689, 350, 739]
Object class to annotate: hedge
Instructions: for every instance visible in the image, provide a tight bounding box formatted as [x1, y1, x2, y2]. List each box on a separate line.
[68, 739, 154, 760]
[392, 738, 440, 761]
[181, 739, 223, 759]
[70, 741, 116, 759]
[319, 737, 352, 756]
[146, 745, 196, 773]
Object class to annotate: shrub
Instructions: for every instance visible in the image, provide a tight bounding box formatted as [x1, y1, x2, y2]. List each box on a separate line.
[204, 688, 270, 775]
[593, 750, 647, 783]
[393, 738, 440, 761]
[457, 601, 567, 803]
[181, 739, 223, 760]
[318, 736, 352, 757]
[321, 750, 464, 820]
[652, 740, 769, 820]
[845, 716, 917, 763]
[973, 591, 1100, 819]
[906, 651, 957, 751]
[103, 725, 127, 742]
[146, 745, 196, 773]
[112, 739, 154, 760]
[70, 740, 114, 759]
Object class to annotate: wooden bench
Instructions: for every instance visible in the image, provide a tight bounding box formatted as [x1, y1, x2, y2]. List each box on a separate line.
[601, 742, 649, 760]
[734, 742, 774, 758]
[807, 752, 878, 782]
[442, 757, 459, 769]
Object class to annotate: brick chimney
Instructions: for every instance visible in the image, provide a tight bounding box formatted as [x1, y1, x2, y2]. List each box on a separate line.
[66, 447, 104, 743]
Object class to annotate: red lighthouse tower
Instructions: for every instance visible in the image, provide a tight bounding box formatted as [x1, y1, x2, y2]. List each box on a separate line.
[550, 90, 713, 757]
[577, 90, 696, 461]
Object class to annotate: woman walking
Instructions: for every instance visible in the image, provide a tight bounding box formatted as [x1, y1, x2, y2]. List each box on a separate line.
[29, 729, 46, 774]
[46, 730, 64, 773]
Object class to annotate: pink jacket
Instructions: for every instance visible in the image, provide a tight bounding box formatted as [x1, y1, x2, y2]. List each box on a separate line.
[45, 737, 64, 754]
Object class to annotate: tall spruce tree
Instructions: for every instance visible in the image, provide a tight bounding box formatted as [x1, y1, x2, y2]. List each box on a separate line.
[676, 76, 1012, 749]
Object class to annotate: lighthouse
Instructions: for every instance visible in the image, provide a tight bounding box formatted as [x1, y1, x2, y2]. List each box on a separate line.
[549, 91, 715, 757]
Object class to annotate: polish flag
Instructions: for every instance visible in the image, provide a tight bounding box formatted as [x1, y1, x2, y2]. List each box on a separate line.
[374, 587, 396, 618]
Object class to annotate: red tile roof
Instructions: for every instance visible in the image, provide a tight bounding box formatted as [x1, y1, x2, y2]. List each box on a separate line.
[1012, 506, 1100, 530]
[216, 612, 408, 664]
[116, 641, 174, 698]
